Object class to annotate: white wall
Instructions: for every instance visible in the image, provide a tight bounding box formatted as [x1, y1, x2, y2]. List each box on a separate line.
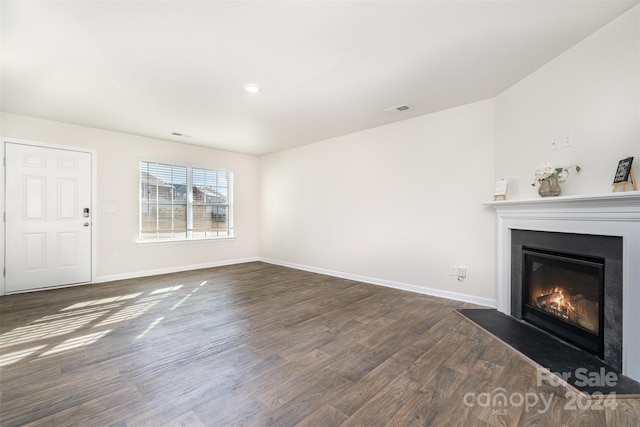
[495, 5, 639, 199]
[1, 113, 260, 285]
[260, 99, 497, 305]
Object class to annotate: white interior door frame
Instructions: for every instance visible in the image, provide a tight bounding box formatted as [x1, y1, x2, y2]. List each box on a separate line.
[1, 137, 97, 295]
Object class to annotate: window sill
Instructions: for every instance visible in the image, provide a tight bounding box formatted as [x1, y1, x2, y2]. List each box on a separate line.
[137, 236, 236, 245]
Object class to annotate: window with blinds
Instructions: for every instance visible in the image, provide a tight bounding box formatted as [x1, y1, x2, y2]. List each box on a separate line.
[139, 161, 233, 241]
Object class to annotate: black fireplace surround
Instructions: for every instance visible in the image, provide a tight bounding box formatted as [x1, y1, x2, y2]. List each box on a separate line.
[511, 230, 623, 371]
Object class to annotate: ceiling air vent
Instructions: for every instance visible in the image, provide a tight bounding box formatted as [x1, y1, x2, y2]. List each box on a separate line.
[171, 132, 192, 138]
[383, 104, 413, 113]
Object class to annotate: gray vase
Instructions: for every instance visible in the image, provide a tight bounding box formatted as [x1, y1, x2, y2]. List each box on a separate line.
[538, 177, 561, 197]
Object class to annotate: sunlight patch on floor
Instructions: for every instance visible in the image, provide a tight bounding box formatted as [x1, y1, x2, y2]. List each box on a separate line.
[138, 294, 172, 303]
[62, 293, 142, 311]
[34, 304, 123, 322]
[151, 285, 183, 295]
[0, 311, 108, 348]
[94, 301, 160, 327]
[40, 330, 111, 357]
[0, 345, 47, 367]
[171, 288, 200, 311]
[1, 280, 193, 364]
[136, 316, 165, 340]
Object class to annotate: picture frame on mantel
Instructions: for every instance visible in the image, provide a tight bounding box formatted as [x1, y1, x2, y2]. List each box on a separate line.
[493, 179, 507, 201]
[613, 157, 633, 183]
[612, 157, 637, 192]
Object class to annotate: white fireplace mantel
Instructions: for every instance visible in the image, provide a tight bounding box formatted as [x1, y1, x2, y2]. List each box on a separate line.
[484, 191, 640, 381]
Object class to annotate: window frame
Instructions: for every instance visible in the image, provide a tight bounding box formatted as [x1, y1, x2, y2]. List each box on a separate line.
[138, 160, 234, 243]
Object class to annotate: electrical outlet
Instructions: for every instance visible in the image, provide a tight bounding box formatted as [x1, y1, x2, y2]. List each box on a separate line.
[111, 253, 119, 262]
[563, 130, 572, 147]
[450, 266, 467, 277]
[551, 139, 559, 151]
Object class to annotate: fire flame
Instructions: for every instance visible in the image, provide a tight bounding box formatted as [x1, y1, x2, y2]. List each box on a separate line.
[538, 287, 575, 320]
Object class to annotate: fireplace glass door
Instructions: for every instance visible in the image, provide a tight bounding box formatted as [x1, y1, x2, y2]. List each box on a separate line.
[522, 248, 604, 357]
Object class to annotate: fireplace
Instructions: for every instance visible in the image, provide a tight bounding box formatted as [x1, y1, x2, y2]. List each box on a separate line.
[511, 229, 622, 370]
[487, 193, 640, 382]
[522, 248, 604, 358]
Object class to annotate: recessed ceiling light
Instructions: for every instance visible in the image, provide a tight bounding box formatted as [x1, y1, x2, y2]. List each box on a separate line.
[244, 83, 261, 94]
[171, 132, 192, 138]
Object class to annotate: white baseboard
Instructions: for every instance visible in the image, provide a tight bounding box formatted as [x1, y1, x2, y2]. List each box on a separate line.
[94, 257, 260, 283]
[11, 256, 498, 308]
[260, 257, 497, 308]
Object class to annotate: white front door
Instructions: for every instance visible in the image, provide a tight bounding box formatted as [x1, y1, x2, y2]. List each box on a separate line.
[5, 142, 92, 293]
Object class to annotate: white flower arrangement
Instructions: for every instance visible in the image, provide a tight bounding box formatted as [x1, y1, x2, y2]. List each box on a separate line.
[532, 163, 581, 186]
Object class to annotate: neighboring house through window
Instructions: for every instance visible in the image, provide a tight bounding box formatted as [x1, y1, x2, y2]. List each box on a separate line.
[139, 161, 233, 241]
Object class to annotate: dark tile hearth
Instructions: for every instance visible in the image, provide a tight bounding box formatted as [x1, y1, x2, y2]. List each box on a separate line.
[457, 308, 640, 395]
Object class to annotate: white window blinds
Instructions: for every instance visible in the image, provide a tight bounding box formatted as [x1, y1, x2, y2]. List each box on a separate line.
[140, 161, 233, 241]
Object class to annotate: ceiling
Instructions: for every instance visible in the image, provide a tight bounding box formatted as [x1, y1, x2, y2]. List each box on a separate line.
[1, 1, 638, 156]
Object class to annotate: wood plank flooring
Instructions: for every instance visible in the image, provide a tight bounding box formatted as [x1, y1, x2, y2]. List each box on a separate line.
[1, 262, 638, 426]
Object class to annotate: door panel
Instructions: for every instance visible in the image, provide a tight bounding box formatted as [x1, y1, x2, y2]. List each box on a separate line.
[58, 231, 79, 267]
[24, 233, 46, 270]
[5, 143, 92, 292]
[25, 176, 46, 219]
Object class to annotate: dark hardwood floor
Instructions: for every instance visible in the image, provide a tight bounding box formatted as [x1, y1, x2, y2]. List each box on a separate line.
[1, 262, 638, 426]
